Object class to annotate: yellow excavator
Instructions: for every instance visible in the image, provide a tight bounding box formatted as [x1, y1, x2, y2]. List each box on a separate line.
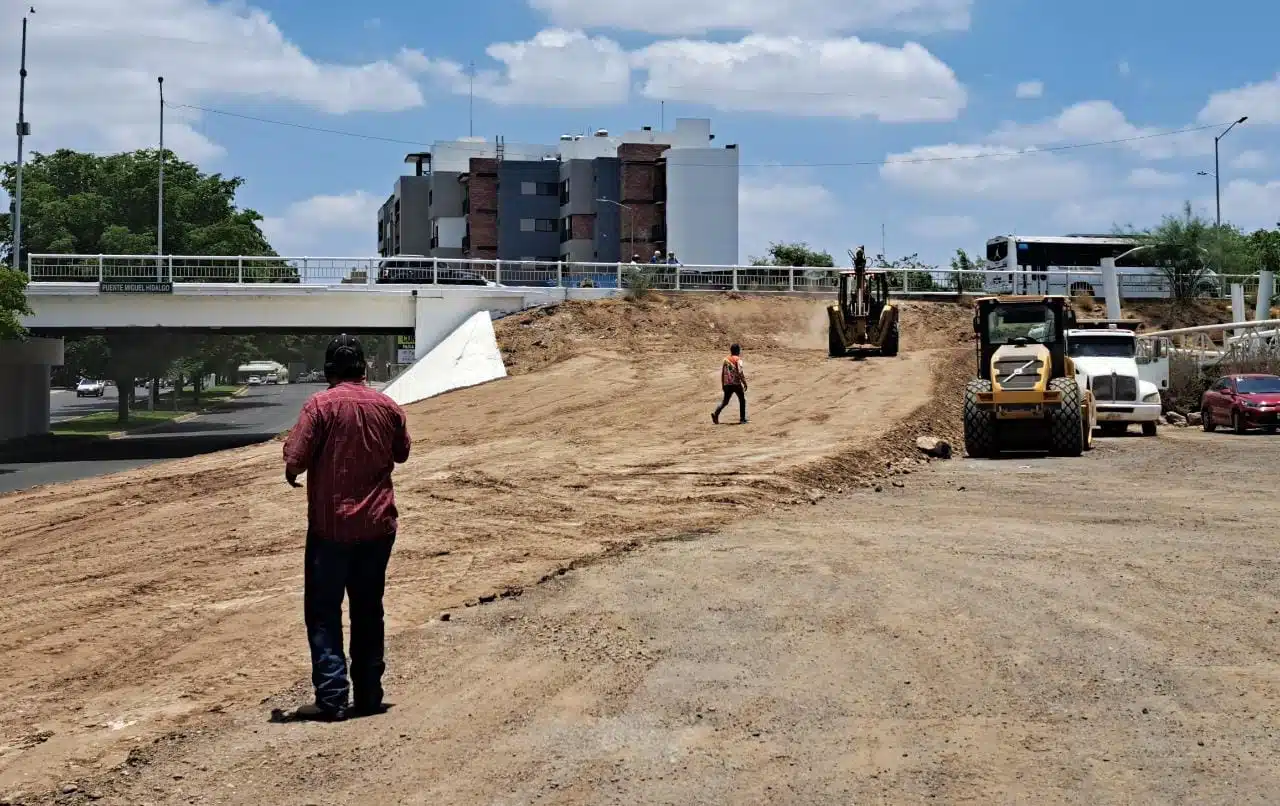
[827, 246, 900, 357]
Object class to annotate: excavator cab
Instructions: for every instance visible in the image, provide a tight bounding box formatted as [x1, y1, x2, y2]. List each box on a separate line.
[827, 246, 900, 357]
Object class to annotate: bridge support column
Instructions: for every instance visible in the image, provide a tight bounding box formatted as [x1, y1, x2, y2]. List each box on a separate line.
[1255, 271, 1274, 322]
[1232, 284, 1247, 337]
[0, 338, 64, 443]
[1100, 258, 1121, 321]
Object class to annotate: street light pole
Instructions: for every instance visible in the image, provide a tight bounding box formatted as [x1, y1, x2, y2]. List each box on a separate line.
[596, 198, 633, 261]
[157, 76, 164, 277]
[1212, 116, 1248, 227]
[13, 11, 32, 272]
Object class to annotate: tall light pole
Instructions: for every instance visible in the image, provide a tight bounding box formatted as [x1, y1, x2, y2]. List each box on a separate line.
[596, 197, 633, 260]
[157, 76, 164, 275]
[1210, 115, 1248, 227]
[13, 9, 33, 272]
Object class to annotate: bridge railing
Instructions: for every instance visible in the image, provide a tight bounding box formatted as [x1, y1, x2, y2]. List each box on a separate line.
[23, 254, 1262, 300]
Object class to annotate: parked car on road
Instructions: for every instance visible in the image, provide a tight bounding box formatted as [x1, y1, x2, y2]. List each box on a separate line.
[1201, 374, 1280, 434]
[247, 375, 263, 386]
[75, 379, 105, 398]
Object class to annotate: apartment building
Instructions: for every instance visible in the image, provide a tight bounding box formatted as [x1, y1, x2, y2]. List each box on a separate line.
[377, 118, 739, 266]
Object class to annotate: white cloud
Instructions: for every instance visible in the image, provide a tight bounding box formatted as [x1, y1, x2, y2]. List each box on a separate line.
[1126, 167, 1185, 189]
[1231, 150, 1270, 172]
[908, 215, 976, 238]
[460, 29, 632, 107]
[1015, 80, 1044, 100]
[1199, 74, 1278, 125]
[260, 191, 381, 256]
[633, 35, 966, 121]
[1219, 179, 1280, 231]
[527, 0, 972, 36]
[988, 101, 1211, 160]
[739, 173, 841, 261]
[880, 144, 1092, 201]
[0, 1, 439, 163]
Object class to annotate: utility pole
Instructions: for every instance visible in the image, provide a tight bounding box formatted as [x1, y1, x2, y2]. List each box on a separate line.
[13, 9, 33, 272]
[1212, 115, 1247, 227]
[157, 76, 164, 279]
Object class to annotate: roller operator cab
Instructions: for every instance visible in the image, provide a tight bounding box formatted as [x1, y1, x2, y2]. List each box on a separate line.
[962, 296, 1097, 458]
[827, 246, 900, 358]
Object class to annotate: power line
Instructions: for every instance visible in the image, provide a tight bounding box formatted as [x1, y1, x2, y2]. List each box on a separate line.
[166, 101, 1226, 169]
[165, 102, 432, 147]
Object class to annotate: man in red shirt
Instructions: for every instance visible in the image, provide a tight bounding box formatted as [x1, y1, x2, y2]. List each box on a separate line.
[281, 334, 412, 721]
[712, 343, 748, 424]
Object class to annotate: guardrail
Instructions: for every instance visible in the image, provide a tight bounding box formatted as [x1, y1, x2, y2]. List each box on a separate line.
[23, 253, 1263, 300]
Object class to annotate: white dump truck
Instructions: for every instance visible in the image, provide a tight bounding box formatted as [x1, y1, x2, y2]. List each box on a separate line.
[1066, 322, 1164, 436]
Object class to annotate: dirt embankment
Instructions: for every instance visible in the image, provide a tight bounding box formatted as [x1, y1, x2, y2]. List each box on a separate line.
[0, 294, 972, 793]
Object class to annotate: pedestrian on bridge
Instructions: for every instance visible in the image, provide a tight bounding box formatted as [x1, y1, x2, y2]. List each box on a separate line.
[712, 343, 748, 425]
[280, 334, 412, 722]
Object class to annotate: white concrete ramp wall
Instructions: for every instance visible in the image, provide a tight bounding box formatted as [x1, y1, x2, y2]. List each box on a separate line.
[384, 311, 507, 406]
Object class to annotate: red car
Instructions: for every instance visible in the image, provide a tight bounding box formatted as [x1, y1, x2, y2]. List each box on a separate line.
[1201, 374, 1280, 434]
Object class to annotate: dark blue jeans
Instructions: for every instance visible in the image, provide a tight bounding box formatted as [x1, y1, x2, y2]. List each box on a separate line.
[304, 532, 396, 712]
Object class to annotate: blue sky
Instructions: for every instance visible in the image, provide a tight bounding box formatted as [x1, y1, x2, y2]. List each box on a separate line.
[2, 0, 1278, 266]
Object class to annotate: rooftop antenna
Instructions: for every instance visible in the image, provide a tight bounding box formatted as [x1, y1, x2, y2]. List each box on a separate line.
[660, 101, 665, 131]
[468, 61, 474, 137]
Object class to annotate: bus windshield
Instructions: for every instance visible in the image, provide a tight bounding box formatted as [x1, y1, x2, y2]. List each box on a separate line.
[1068, 337, 1135, 358]
[987, 305, 1057, 345]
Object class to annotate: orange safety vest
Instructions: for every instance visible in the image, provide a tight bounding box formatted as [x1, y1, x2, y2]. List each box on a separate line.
[721, 355, 745, 387]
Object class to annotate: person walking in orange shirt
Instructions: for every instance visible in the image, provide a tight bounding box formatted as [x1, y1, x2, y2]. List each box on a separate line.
[712, 343, 748, 424]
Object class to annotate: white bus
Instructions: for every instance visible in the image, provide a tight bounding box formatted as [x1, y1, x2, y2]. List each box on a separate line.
[983, 234, 1183, 299]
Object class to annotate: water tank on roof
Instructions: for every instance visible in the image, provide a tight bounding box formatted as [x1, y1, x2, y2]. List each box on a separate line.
[594, 129, 609, 137]
[559, 134, 573, 141]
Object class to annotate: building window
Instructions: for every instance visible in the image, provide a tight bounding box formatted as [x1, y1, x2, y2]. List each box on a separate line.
[520, 218, 535, 232]
[559, 179, 570, 204]
[537, 182, 556, 196]
[534, 218, 557, 232]
[521, 181, 536, 195]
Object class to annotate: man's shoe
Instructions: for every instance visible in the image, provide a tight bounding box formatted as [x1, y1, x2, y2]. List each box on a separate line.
[740, 418, 749, 424]
[711, 411, 719, 424]
[290, 703, 348, 722]
[350, 701, 391, 718]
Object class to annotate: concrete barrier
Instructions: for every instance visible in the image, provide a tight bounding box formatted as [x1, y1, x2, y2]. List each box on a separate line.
[0, 337, 65, 443]
[383, 311, 506, 406]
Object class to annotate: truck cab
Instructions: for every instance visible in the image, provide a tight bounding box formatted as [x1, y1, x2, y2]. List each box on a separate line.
[1066, 323, 1162, 436]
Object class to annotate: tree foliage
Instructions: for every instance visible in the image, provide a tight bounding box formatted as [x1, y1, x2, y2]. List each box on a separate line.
[0, 268, 32, 340]
[873, 252, 938, 291]
[948, 248, 989, 293]
[2, 148, 274, 264]
[749, 242, 835, 268]
[1124, 202, 1259, 302]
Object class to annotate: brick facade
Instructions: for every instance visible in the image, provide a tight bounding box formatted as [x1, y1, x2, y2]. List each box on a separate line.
[570, 213, 595, 241]
[464, 157, 499, 258]
[618, 143, 669, 258]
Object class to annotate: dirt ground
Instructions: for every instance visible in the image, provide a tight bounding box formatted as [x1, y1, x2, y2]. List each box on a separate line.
[0, 296, 968, 798]
[4, 295, 1275, 804]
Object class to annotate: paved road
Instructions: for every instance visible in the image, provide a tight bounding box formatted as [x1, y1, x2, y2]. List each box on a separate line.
[1, 383, 323, 494]
[50, 384, 156, 423]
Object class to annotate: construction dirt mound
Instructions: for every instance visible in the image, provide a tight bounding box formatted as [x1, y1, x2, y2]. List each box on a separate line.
[0, 294, 971, 792]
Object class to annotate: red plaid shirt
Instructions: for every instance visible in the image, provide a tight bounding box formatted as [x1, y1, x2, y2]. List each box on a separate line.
[283, 381, 412, 541]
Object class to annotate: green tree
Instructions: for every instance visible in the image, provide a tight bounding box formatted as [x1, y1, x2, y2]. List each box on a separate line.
[749, 242, 835, 267]
[1, 148, 282, 281]
[0, 267, 31, 340]
[1124, 202, 1258, 303]
[948, 248, 988, 293]
[874, 252, 938, 292]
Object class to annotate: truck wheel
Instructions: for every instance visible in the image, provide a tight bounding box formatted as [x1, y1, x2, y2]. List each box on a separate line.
[1141, 421, 1158, 437]
[963, 379, 995, 458]
[881, 321, 900, 357]
[1048, 377, 1085, 456]
[828, 322, 844, 358]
